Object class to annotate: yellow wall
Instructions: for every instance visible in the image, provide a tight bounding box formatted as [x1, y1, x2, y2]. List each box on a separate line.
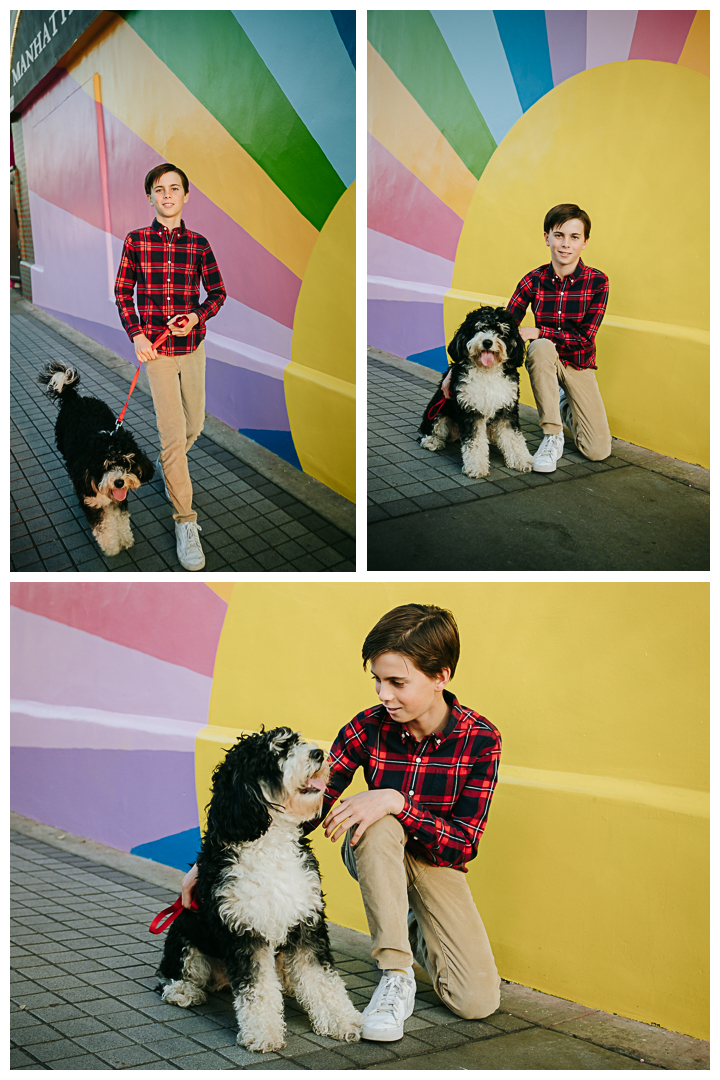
[196, 582, 709, 1038]
[449, 61, 709, 468]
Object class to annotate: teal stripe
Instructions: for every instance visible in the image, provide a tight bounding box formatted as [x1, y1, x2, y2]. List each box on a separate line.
[367, 10, 496, 180]
[123, 10, 345, 230]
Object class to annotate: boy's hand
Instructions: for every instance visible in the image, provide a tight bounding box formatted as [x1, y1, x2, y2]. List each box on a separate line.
[181, 862, 198, 909]
[441, 371, 452, 399]
[133, 333, 158, 363]
[519, 326, 540, 341]
[324, 788, 405, 846]
[168, 312, 199, 337]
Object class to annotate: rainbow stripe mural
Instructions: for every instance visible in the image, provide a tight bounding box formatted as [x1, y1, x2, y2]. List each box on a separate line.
[368, 10, 709, 467]
[10, 583, 230, 872]
[19, 11, 355, 499]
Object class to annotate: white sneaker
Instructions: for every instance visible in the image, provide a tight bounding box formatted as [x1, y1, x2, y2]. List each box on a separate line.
[155, 456, 171, 502]
[533, 432, 564, 473]
[362, 968, 415, 1042]
[175, 521, 205, 571]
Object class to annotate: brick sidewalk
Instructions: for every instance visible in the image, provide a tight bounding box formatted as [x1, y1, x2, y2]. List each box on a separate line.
[10, 310, 354, 572]
[11, 825, 709, 1070]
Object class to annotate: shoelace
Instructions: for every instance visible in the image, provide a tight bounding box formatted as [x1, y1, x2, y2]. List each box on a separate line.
[180, 523, 203, 554]
[370, 974, 407, 1014]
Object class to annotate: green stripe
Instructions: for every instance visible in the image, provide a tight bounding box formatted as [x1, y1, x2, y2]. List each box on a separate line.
[367, 10, 496, 180]
[123, 10, 345, 230]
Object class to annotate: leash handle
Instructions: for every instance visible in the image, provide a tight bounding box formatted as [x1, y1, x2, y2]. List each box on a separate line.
[427, 392, 451, 421]
[114, 316, 190, 432]
[148, 894, 199, 935]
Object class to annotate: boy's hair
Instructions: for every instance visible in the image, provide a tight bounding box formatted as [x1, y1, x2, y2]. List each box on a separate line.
[362, 604, 460, 679]
[544, 203, 591, 239]
[144, 163, 190, 196]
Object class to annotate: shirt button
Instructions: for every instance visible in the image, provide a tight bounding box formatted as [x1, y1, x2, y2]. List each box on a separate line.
[409, 790, 414, 796]
[416, 757, 421, 763]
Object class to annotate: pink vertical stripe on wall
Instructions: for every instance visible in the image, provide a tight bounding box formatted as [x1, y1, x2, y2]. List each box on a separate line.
[585, 11, 638, 69]
[10, 584, 227, 678]
[629, 10, 696, 63]
[368, 136, 464, 262]
[545, 11, 587, 87]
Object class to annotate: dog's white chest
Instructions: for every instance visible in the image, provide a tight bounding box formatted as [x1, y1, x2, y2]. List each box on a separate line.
[456, 367, 517, 418]
[217, 831, 323, 947]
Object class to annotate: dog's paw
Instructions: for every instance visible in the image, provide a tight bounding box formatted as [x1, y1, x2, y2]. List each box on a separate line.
[462, 465, 489, 479]
[238, 1032, 285, 1053]
[328, 1013, 363, 1043]
[162, 980, 206, 1008]
[420, 435, 444, 452]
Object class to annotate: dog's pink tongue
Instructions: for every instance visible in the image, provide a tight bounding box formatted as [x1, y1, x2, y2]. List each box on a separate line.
[480, 351, 494, 366]
[306, 776, 326, 792]
[111, 488, 127, 501]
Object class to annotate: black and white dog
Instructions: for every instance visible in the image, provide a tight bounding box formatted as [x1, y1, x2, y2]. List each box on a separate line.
[419, 305, 534, 478]
[39, 361, 154, 557]
[156, 727, 363, 1053]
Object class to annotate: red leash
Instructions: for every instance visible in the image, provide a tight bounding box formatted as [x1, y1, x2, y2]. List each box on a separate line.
[113, 316, 188, 433]
[149, 893, 199, 935]
[427, 390, 451, 421]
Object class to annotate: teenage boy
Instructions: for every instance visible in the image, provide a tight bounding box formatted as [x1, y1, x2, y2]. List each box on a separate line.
[182, 604, 503, 1041]
[441, 203, 610, 473]
[115, 163, 226, 570]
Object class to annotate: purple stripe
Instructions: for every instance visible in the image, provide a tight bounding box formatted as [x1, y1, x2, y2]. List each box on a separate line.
[586, 11, 638, 68]
[368, 229, 454, 289]
[206, 356, 291, 431]
[11, 747, 199, 852]
[546, 11, 588, 85]
[368, 299, 446, 359]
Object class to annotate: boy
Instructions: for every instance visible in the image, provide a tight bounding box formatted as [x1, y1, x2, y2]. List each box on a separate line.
[181, 604, 501, 1041]
[320, 603, 501, 1039]
[115, 164, 226, 570]
[441, 203, 611, 473]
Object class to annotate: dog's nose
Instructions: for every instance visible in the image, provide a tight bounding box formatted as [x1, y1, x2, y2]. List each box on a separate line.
[311, 748, 324, 764]
[113, 478, 125, 488]
[482, 339, 493, 350]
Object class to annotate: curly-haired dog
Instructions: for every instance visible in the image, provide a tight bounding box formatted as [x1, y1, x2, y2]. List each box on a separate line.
[39, 361, 154, 557]
[419, 305, 534, 478]
[156, 727, 363, 1053]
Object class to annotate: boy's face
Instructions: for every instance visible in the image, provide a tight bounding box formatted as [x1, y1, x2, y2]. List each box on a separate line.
[147, 171, 188, 220]
[370, 651, 449, 726]
[544, 218, 587, 268]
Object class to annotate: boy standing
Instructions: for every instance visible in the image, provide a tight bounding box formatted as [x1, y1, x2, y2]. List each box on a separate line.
[507, 203, 611, 472]
[321, 603, 501, 1040]
[115, 163, 226, 570]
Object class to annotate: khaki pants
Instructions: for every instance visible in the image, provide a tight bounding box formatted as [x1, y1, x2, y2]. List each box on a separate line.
[342, 816, 500, 1019]
[526, 338, 611, 461]
[145, 343, 206, 523]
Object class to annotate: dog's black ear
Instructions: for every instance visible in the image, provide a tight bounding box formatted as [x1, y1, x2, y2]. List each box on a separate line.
[204, 734, 273, 845]
[499, 308, 525, 365]
[134, 450, 154, 483]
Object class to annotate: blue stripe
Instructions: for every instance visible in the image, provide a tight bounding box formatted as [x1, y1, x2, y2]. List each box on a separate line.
[432, 11, 522, 144]
[231, 11, 355, 185]
[238, 428, 303, 470]
[331, 10, 356, 68]
[493, 10, 554, 113]
[407, 345, 448, 372]
[131, 827, 202, 872]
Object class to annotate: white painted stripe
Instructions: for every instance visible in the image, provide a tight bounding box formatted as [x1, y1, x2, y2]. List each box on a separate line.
[11, 699, 204, 748]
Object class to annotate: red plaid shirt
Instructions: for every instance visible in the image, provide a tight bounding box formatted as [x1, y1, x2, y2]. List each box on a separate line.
[309, 692, 501, 872]
[114, 218, 226, 356]
[507, 259, 609, 370]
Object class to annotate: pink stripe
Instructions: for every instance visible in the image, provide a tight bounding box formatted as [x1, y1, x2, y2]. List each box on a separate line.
[368, 229, 454, 289]
[368, 135, 464, 262]
[629, 10, 696, 63]
[11, 583, 227, 677]
[586, 11, 638, 68]
[23, 69, 301, 328]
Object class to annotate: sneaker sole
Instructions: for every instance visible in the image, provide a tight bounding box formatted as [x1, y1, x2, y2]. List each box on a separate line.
[178, 559, 205, 571]
[532, 461, 558, 473]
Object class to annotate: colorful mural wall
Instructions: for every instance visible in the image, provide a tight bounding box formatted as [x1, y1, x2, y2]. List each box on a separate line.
[10, 583, 230, 870]
[368, 10, 709, 467]
[15, 11, 356, 499]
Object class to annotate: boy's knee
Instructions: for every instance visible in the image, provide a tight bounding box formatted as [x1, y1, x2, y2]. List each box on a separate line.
[357, 814, 405, 847]
[439, 980, 501, 1021]
[576, 433, 612, 461]
[526, 338, 557, 368]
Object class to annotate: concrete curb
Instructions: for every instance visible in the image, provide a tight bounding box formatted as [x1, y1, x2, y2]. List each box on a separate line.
[367, 347, 709, 492]
[11, 811, 184, 892]
[12, 293, 356, 537]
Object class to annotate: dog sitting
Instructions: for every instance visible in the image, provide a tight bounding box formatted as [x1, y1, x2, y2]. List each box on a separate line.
[419, 305, 534, 478]
[156, 727, 363, 1053]
[39, 361, 154, 557]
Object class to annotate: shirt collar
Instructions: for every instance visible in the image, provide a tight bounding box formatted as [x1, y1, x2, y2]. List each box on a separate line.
[545, 258, 586, 286]
[390, 689, 460, 747]
[151, 217, 187, 237]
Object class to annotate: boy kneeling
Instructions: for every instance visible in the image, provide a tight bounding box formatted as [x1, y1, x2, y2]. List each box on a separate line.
[320, 603, 501, 1040]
